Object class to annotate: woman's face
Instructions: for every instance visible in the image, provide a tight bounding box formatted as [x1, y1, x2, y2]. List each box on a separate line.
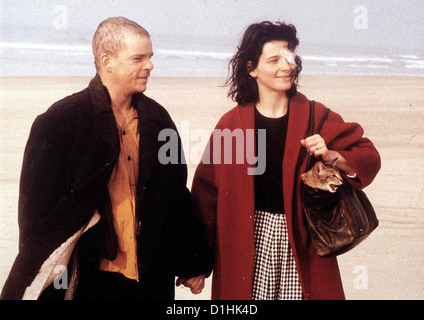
[249, 40, 297, 96]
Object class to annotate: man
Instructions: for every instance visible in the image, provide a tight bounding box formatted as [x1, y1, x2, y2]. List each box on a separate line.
[0, 17, 207, 300]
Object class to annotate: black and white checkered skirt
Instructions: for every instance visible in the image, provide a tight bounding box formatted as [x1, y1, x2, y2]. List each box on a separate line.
[252, 210, 304, 300]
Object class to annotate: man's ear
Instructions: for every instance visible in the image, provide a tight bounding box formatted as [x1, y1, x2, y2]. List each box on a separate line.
[100, 53, 113, 73]
[247, 61, 256, 78]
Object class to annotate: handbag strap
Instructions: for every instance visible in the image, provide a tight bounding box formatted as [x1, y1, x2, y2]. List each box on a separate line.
[316, 107, 331, 135]
[306, 101, 331, 171]
[308, 100, 315, 137]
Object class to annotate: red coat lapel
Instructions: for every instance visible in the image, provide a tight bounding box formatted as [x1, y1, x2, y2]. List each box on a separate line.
[238, 103, 255, 130]
[282, 93, 310, 231]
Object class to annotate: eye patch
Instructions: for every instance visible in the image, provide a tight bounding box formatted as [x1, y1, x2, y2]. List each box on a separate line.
[280, 49, 297, 66]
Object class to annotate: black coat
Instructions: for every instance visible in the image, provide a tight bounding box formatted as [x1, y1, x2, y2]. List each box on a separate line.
[0, 74, 208, 300]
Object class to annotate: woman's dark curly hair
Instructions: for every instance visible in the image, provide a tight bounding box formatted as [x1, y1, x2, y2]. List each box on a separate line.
[225, 21, 302, 105]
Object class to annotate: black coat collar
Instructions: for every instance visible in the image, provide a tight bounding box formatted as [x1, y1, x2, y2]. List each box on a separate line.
[87, 73, 162, 190]
[88, 73, 162, 122]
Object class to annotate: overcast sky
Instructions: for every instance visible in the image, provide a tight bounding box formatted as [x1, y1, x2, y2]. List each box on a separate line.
[1, 0, 423, 50]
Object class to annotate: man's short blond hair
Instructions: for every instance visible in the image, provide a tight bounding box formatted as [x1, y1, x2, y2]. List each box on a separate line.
[92, 17, 150, 71]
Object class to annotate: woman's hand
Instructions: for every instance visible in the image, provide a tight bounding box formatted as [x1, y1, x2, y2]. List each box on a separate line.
[300, 134, 329, 159]
[301, 134, 356, 177]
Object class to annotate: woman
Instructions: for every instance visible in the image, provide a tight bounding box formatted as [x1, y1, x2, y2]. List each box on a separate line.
[191, 21, 380, 300]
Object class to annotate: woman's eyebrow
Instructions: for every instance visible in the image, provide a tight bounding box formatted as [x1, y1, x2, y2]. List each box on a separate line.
[265, 55, 280, 61]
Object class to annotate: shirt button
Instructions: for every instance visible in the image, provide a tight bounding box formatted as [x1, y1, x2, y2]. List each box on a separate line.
[128, 156, 131, 161]
[123, 130, 126, 135]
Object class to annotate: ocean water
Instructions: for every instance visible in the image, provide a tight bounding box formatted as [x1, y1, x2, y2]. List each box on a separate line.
[0, 26, 423, 77]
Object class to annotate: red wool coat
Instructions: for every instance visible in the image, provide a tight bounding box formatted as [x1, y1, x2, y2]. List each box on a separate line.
[191, 92, 381, 300]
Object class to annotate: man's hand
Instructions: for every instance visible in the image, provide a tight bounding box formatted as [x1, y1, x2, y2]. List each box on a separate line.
[176, 274, 206, 294]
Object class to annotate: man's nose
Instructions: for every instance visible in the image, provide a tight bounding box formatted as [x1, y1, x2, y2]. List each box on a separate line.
[144, 58, 154, 71]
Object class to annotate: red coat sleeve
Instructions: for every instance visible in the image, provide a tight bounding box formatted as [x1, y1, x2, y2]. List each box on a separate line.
[191, 120, 223, 277]
[319, 105, 381, 189]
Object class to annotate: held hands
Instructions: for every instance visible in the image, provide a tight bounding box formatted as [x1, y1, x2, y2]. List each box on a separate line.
[176, 274, 205, 295]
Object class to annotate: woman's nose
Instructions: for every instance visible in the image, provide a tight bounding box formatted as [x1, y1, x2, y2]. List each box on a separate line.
[279, 57, 291, 70]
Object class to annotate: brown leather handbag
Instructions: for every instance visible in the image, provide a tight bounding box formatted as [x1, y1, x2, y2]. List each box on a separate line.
[301, 101, 379, 257]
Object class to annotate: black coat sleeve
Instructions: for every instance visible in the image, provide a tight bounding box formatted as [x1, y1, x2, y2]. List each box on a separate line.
[142, 105, 210, 278]
[1, 111, 75, 300]
[17, 114, 69, 249]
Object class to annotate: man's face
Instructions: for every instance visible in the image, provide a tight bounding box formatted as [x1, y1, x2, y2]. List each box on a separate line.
[109, 32, 154, 95]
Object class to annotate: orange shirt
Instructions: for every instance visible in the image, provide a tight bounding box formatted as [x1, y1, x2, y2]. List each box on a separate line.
[100, 108, 140, 281]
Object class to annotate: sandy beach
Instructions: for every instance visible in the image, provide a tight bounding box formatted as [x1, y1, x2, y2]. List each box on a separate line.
[0, 75, 423, 300]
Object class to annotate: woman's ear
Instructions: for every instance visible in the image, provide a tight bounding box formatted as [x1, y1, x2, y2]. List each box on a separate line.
[247, 61, 256, 78]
